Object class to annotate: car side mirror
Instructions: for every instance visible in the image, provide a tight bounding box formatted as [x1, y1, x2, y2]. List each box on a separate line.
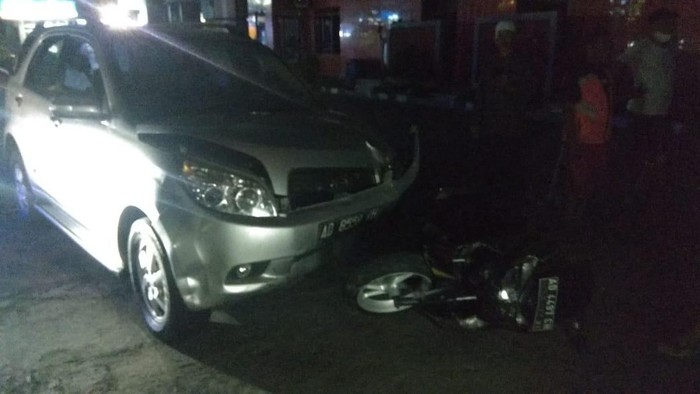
[49, 92, 107, 120]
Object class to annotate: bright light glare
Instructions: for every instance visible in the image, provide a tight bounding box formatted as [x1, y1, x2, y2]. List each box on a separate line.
[339, 24, 354, 39]
[100, 1, 148, 28]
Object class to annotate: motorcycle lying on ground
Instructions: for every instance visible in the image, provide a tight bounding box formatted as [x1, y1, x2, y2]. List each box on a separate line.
[346, 187, 593, 348]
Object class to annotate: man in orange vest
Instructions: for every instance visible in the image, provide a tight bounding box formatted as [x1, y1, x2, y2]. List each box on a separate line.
[562, 35, 612, 220]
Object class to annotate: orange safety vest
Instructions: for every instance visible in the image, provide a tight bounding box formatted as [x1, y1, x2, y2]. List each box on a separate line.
[575, 74, 610, 145]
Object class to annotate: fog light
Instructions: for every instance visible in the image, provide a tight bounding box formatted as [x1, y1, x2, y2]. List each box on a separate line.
[224, 261, 269, 284]
[235, 264, 252, 279]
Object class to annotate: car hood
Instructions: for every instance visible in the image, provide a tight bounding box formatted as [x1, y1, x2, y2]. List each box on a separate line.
[136, 111, 393, 194]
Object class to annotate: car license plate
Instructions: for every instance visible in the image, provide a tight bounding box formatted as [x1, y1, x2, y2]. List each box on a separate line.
[318, 208, 380, 241]
[531, 277, 559, 332]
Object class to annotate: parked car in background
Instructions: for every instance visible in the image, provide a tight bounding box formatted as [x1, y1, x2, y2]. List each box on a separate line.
[1, 18, 418, 340]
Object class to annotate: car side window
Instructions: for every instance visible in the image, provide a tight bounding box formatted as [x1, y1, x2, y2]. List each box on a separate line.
[25, 36, 103, 102]
[24, 37, 64, 97]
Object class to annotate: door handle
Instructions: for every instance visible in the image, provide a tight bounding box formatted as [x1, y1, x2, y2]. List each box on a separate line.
[50, 115, 62, 127]
[14, 95, 22, 107]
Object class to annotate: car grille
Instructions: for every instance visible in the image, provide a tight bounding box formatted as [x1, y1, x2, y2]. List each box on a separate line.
[288, 168, 378, 210]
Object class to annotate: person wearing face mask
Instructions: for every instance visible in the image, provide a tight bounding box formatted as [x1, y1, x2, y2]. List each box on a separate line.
[616, 7, 678, 204]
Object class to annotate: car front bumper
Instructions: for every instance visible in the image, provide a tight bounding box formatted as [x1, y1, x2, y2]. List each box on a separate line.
[155, 145, 419, 310]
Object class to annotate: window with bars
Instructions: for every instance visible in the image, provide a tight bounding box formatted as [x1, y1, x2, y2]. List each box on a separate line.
[314, 9, 340, 54]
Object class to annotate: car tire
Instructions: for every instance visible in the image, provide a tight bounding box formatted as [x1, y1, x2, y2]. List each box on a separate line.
[7, 148, 36, 223]
[127, 218, 210, 341]
[345, 252, 433, 314]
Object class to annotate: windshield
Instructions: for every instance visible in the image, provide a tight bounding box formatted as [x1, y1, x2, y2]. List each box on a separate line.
[108, 29, 314, 121]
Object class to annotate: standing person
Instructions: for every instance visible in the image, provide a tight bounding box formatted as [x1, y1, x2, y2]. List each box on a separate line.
[473, 20, 536, 212]
[617, 7, 678, 198]
[562, 35, 613, 221]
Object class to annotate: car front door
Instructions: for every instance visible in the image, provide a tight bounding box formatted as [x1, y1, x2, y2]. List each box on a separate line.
[17, 34, 117, 237]
[12, 35, 69, 211]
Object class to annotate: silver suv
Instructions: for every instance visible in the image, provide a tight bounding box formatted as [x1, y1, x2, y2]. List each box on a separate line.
[2, 21, 418, 339]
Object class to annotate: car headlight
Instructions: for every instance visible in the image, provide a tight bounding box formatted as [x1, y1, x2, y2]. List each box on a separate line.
[183, 160, 277, 217]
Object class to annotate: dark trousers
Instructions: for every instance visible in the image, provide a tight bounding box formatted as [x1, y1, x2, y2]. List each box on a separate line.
[566, 143, 608, 216]
[477, 134, 527, 192]
[612, 113, 672, 210]
[475, 132, 529, 226]
[628, 114, 671, 164]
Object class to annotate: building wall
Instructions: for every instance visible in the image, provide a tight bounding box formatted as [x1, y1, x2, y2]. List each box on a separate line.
[320, 0, 421, 77]
[451, 0, 700, 89]
[271, 0, 699, 92]
[273, 0, 421, 79]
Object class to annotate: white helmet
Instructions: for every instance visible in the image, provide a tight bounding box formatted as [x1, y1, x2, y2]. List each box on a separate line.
[495, 20, 517, 37]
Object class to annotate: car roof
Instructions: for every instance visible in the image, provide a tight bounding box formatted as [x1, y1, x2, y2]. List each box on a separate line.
[32, 20, 249, 44]
[15, 20, 251, 76]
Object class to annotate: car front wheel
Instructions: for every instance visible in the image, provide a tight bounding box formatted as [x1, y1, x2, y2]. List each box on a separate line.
[128, 218, 209, 341]
[9, 149, 35, 222]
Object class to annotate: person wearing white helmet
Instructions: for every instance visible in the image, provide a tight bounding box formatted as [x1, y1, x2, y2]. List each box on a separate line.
[494, 20, 517, 55]
[472, 19, 536, 219]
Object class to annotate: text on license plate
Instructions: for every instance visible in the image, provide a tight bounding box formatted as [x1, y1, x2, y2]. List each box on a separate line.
[531, 276, 559, 332]
[319, 208, 380, 241]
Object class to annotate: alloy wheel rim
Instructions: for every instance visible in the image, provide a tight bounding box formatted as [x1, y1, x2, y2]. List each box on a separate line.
[137, 236, 170, 324]
[356, 272, 431, 313]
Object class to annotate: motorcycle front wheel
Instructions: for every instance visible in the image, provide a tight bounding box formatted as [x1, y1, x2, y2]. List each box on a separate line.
[346, 252, 433, 313]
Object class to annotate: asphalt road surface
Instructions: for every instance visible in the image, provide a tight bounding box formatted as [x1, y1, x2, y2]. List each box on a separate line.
[2, 97, 700, 393]
[2, 185, 699, 393]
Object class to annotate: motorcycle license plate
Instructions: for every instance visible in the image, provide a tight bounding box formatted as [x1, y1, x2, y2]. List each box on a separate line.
[531, 277, 559, 332]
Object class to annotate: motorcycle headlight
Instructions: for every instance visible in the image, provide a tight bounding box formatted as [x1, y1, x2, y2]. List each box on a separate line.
[182, 160, 277, 217]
